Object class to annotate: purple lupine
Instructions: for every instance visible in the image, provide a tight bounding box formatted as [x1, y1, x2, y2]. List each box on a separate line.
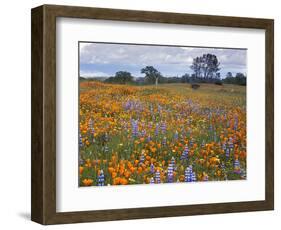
[221, 162, 226, 171]
[88, 118, 94, 134]
[184, 166, 192, 182]
[222, 143, 226, 151]
[131, 119, 139, 138]
[189, 139, 194, 148]
[185, 165, 197, 182]
[141, 129, 146, 137]
[162, 136, 167, 146]
[167, 163, 174, 183]
[124, 100, 143, 111]
[97, 170, 105, 186]
[155, 170, 161, 183]
[228, 137, 234, 149]
[234, 159, 241, 174]
[124, 100, 137, 111]
[189, 165, 193, 174]
[139, 151, 145, 164]
[150, 177, 155, 184]
[225, 148, 230, 158]
[150, 164, 155, 174]
[146, 135, 152, 142]
[161, 122, 167, 134]
[124, 100, 131, 110]
[191, 172, 197, 182]
[155, 123, 159, 136]
[170, 157, 176, 169]
[148, 121, 153, 129]
[180, 145, 189, 161]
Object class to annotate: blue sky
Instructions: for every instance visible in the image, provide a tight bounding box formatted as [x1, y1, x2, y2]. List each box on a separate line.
[79, 42, 247, 78]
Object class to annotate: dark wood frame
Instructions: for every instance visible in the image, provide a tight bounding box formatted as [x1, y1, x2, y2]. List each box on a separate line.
[31, 4, 274, 225]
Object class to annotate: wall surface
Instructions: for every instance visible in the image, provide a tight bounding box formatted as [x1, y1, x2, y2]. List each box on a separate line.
[0, 0, 279, 229]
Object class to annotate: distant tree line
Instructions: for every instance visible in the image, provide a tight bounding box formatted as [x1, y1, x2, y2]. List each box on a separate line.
[223, 72, 247, 86]
[105, 71, 134, 84]
[90, 53, 246, 86]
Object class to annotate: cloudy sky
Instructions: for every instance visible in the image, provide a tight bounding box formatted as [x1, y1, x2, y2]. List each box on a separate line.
[79, 42, 247, 78]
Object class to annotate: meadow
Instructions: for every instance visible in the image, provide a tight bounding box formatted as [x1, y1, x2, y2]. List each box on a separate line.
[79, 82, 246, 186]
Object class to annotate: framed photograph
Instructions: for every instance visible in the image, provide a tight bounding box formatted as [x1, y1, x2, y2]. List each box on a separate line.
[31, 4, 274, 225]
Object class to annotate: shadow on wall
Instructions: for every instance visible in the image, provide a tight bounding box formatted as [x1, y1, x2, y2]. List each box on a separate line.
[17, 212, 31, 221]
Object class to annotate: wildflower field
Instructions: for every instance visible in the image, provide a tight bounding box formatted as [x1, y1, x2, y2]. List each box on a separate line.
[79, 82, 246, 186]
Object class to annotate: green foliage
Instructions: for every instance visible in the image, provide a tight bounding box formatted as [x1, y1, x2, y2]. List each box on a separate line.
[141, 66, 162, 85]
[223, 72, 246, 86]
[190, 53, 220, 79]
[105, 71, 133, 84]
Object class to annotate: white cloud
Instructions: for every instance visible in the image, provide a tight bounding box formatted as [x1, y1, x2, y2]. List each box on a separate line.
[79, 43, 90, 51]
[80, 70, 110, 77]
[80, 43, 199, 66]
[79, 42, 247, 77]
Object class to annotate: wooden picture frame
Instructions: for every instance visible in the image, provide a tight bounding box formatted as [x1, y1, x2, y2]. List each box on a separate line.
[31, 4, 274, 225]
